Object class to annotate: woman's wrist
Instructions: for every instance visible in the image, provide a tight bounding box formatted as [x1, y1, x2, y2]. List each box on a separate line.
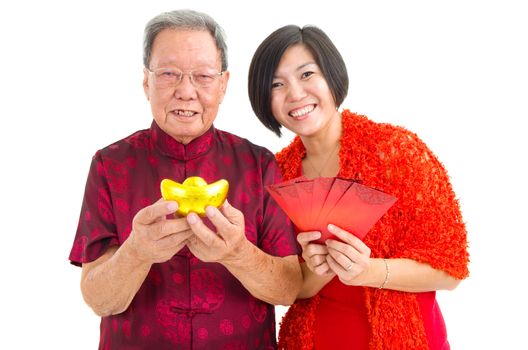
[379, 258, 390, 289]
[362, 258, 390, 289]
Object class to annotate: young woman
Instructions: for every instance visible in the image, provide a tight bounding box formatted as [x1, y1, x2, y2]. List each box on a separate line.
[248, 25, 469, 350]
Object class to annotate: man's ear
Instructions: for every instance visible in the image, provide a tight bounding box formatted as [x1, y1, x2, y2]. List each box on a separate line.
[143, 69, 150, 101]
[218, 70, 230, 103]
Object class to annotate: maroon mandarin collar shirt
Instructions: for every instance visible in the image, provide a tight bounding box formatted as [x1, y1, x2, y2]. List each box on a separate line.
[69, 121, 299, 350]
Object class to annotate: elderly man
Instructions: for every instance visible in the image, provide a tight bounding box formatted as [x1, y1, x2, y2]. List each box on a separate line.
[69, 9, 301, 349]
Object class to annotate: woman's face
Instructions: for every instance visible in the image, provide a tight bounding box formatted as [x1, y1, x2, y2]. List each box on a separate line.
[270, 44, 338, 138]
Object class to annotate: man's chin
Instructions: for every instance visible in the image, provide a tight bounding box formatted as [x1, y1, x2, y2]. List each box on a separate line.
[171, 127, 209, 145]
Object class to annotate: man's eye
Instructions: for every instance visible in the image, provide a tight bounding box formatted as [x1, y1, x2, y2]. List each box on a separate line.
[194, 74, 214, 83]
[159, 71, 179, 78]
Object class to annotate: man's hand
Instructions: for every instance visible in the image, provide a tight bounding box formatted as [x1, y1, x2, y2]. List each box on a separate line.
[127, 199, 193, 264]
[185, 199, 302, 305]
[185, 200, 248, 264]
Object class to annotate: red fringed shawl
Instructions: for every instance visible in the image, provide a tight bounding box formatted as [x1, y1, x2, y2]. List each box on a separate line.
[276, 110, 469, 350]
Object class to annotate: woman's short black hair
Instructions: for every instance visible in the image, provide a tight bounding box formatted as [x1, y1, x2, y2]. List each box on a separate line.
[248, 25, 349, 137]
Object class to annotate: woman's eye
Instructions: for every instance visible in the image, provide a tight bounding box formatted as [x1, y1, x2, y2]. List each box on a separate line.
[301, 71, 315, 79]
[271, 82, 283, 89]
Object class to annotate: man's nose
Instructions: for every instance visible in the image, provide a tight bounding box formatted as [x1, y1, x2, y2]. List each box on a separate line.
[173, 73, 197, 99]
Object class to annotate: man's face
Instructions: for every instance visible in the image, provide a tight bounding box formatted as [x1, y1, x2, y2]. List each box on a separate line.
[143, 29, 229, 144]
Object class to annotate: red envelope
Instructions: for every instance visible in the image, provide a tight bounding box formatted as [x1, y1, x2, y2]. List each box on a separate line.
[267, 184, 300, 226]
[266, 177, 397, 244]
[294, 179, 316, 225]
[267, 181, 307, 230]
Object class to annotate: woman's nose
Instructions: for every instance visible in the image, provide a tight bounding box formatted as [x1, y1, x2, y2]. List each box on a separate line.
[287, 81, 307, 101]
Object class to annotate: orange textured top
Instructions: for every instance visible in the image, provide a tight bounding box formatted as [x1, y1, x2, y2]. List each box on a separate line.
[276, 110, 469, 350]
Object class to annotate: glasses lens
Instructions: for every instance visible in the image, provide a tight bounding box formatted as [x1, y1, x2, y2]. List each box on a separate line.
[151, 68, 221, 88]
[154, 68, 181, 88]
[191, 72, 218, 88]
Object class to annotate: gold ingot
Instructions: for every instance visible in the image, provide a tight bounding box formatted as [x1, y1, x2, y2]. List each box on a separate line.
[160, 176, 229, 216]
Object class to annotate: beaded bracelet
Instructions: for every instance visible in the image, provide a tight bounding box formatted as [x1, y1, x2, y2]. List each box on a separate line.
[379, 258, 390, 289]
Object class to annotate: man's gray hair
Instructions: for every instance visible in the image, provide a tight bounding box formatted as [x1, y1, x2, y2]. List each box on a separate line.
[143, 9, 228, 71]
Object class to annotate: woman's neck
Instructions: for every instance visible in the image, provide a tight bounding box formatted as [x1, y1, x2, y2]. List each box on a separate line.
[300, 110, 342, 178]
[300, 110, 342, 156]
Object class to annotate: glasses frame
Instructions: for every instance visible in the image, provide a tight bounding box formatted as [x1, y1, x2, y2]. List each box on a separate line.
[145, 67, 224, 89]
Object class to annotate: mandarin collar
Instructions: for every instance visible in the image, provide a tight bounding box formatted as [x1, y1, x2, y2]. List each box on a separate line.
[150, 120, 215, 160]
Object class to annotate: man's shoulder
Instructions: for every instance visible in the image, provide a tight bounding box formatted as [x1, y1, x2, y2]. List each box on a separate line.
[96, 128, 151, 159]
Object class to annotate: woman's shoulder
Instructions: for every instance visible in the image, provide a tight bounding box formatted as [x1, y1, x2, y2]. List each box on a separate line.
[276, 136, 303, 159]
[274, 137, 305, 179]
[342, 109, 431, 156]
[342, 110, 414, 137]
[275, 136, 304, 161]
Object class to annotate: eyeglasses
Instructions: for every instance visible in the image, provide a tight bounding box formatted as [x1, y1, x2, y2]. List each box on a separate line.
[146, 67, 224, 89]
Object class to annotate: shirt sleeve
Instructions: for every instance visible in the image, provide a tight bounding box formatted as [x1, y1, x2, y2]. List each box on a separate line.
[257, 152, 301, 257]
[68, 151, 119, 266]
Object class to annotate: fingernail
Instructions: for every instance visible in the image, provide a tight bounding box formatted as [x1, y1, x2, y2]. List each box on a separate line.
[187, 213, 198, 224]
[328, 224, 335, 231]
[205, 206, 216, 218]
[167, 202, 178, 212]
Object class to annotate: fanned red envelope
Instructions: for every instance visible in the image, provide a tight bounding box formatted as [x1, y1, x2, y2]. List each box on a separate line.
[267, 177, 397, 244]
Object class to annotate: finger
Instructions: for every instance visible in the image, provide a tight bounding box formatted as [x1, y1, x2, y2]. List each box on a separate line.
[134, 200, 178, 225]
[185, 234, 212, 261]
[311, 254, 327, 268]
[327, 247, 354, 271]
[219, 200, 244, 227]
[327, 224, 370, 255]
[187, 212, 221, 246]
[313, 261, 332, 275]
[149, 216, 191, 240]
[297, 231, 322, 246]
[329, 245, 370, 270]
[158, 229, 194, 249]
[303, 242, 329, 257]
[204, 205, 234, 240]
[326, 254, 347, 274]
[325, 240, 365, 268]
[302, 246, 328, 269]
[325, 239, 359, 259]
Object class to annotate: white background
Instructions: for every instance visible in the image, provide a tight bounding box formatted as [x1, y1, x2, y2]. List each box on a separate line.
[1, 0, 526, 348]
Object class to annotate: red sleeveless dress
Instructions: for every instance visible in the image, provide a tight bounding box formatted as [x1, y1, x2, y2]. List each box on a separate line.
[314, 278, 449, 349]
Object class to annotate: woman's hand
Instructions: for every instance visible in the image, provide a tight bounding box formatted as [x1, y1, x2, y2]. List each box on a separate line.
[297, 231, 334, 276]
[325, 224, 372, 286]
